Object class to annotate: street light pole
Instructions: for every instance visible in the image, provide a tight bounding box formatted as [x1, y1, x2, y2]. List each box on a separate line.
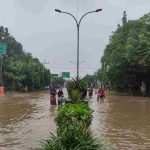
[77, 24, 79, 80]
[55, 9, 102, 80]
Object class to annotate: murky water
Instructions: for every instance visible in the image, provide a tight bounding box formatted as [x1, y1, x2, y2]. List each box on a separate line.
[0, 91, 56, 150]
[1, 91, 150, 150]
[90, 93, 150, 150]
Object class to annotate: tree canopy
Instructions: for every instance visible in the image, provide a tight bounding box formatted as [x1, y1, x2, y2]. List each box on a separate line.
[100, 12, 150, 93]
[0, 26, 50, 91]
[51, 76, 65, 88]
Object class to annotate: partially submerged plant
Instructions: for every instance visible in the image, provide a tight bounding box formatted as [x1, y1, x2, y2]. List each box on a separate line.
[40, 121, 107, 150]
[69, 89, 81, 103]
[39, 84, 111, 150]
[67, 78, 87, 100]
[56, 103, 93, 130]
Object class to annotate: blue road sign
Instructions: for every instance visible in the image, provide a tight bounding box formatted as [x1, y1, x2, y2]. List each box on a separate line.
[0, 43, 7, 55]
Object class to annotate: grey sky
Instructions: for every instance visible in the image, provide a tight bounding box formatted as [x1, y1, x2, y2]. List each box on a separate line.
[0, 0, 150, 77]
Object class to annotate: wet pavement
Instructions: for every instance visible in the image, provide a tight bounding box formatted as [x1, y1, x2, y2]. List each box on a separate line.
[1, 91, 150, 150]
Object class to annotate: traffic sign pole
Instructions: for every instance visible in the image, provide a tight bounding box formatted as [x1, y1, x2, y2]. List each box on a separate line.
[0, 43, 7, 92]
[0, 55, 3, 86]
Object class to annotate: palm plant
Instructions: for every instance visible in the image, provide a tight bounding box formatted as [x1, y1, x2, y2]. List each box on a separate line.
[69, 89, 81, 103]
[67, 78, 87, 101]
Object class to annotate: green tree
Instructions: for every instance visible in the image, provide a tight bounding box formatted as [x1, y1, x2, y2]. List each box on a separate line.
[0, 26, 50, 91]
[51, 76, 65, 88]
[82, 74, 97, 87]
[99, 12, 150, 94]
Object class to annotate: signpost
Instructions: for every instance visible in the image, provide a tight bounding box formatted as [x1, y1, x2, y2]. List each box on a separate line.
[0, 43, 7, 94]
[0, 43, 7, 55]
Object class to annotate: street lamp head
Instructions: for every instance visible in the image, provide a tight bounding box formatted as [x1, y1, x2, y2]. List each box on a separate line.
[95, 9, 102, 12]
[55, 9, 62, 13]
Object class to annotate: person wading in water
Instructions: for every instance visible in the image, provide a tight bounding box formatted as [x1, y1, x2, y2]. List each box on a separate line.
[50, 86, 57, 105]
[88, 86, 93, 98]
[97, 87, 105, 102]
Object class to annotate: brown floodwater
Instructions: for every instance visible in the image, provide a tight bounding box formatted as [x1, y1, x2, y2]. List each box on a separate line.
[90, 92, 150, 150]
[0, 91, 150, 150]
[0, 91, 57, 150]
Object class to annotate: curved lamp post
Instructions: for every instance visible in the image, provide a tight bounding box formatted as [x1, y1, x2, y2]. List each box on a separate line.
[70, 60, 85, 65]
[55, 8, 102, 80]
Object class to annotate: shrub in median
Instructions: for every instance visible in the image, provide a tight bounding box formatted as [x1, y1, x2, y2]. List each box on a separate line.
[40, 120, 106, 150]
[39, 102, 111, 150]
[56, 103, 93, 130]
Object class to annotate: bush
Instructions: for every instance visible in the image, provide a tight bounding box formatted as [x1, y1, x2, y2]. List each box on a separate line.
[56, 103, 93, 130]
[39, 96, 111, 150]
[40, 121, 107, 150]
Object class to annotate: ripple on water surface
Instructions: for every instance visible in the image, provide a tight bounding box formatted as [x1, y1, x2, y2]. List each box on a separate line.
[90, 94, 150, 150]
[1, 92, 150, 150]
[0, 92, 56, 150]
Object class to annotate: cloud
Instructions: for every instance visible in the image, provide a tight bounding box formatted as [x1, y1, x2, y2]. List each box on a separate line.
[56, 0, 95, 11]
[15, 0, 50, 14]
[2, 0, 150, 77]
[58, 0, 89, 7]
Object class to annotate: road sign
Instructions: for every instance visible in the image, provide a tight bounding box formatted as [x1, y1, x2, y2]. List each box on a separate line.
[0, 43, 7, 55]
[62, 72, 70, 78]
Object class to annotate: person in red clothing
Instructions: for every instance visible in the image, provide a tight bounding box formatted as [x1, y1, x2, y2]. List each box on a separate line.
[97, 87, 105, 101]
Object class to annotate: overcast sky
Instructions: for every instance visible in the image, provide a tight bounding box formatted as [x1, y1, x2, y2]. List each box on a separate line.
[0, 0, 150, 77]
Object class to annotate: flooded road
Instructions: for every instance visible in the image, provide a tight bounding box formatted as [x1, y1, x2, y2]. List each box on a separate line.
[90, 93, 150, 150]
[1, 91, 150, 150]
[0, 92, 56, 150]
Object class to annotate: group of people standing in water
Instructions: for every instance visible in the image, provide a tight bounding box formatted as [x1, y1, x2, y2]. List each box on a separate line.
[49, 85, 106, 105]
[88, 86, 106, 101]
[49, 86, 66, 106]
